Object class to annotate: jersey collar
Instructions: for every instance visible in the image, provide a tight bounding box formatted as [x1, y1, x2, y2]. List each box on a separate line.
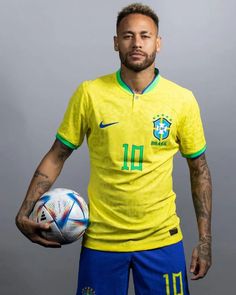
[116, 68, 160, 94]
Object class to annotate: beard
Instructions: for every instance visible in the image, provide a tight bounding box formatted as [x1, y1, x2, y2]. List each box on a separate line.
[119, 50, 156, 72]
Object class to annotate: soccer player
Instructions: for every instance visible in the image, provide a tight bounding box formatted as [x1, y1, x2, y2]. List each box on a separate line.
[16, 3, 212, 295]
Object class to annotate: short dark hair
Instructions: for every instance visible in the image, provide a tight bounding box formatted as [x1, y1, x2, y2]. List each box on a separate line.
[116, 3, 159, 32]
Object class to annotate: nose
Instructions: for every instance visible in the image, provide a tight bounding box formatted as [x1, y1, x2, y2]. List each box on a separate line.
[132, 35, 142, 49]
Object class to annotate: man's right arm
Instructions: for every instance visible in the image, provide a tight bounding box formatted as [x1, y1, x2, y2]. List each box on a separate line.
[15, 139, 73, 247]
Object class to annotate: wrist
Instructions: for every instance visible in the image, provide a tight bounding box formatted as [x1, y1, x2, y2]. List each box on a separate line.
[199, 234, 212, 244]
[15, 214, 28, 226]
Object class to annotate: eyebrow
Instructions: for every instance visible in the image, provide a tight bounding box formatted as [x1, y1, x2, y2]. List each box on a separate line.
[122, 30, 152, 35]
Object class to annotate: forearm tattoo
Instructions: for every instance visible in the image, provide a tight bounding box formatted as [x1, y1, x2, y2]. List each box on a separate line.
[20, 182, 51, 218]
[33, 170, 49, 179]
[17, 200, 37, 219]
[17, 172, 52, 219]
[31, 179, 51, 198]
[17, 140, 72, 220]
[188, 154, 212, 223]
[188, 154, 212, 261]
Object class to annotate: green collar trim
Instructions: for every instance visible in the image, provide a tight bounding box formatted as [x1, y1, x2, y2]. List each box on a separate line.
[116, 68, 160, 94]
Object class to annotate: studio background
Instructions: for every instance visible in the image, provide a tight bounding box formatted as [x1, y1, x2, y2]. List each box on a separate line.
[0, 0, 235, 294]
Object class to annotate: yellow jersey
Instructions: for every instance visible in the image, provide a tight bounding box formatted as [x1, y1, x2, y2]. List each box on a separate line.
[56, 69, 206, 251]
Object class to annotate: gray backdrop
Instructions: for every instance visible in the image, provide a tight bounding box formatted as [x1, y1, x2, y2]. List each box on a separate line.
[1, 0, 235, 294]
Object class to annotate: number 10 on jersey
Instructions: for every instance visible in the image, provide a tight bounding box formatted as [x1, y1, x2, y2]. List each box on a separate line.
[121, 144, 144, 171]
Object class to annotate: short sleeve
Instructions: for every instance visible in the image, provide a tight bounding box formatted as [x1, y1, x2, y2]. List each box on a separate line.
[178, 92, 206, 158]
[56, 82, 89, 149]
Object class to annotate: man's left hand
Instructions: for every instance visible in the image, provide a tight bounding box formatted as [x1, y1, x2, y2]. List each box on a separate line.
[190, 237, 212, 280]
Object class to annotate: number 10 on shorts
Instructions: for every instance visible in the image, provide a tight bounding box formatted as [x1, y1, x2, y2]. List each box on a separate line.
[121, 144, 144, 171]
[163, 272, 184, 295]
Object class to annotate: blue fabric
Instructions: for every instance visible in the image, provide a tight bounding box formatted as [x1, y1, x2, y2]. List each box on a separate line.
[77, 241, 190, 295]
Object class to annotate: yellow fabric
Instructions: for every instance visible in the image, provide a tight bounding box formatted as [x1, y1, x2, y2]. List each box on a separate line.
[57, 72, 206, 252]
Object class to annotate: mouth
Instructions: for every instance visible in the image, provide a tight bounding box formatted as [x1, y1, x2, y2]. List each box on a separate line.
[129, 51, 145, 57]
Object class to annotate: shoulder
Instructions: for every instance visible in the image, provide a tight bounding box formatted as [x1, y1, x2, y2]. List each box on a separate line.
[81, 72, 116, 93]
[72, 73, 117, 110]
[157, 76, 201, 121]
[159, 76, 195, 104]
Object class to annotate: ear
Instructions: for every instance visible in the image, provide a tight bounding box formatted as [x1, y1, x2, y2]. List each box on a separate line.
[156, 36, 162, 53]
[113, 36, 119, 51]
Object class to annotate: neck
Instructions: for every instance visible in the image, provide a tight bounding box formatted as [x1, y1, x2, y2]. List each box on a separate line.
[120, 65, 156, 94]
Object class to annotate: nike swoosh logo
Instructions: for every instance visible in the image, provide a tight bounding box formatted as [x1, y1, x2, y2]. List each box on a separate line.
[99, 121, 119, 128]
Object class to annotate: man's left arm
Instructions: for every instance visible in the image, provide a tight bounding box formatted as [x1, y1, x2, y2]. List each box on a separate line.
[187, 153, 212, 280]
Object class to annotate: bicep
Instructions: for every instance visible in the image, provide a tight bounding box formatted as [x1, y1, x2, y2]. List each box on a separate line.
[187, 153, 211, 184]
[187, 153, 207, 172]
[48, 139, 73, 164]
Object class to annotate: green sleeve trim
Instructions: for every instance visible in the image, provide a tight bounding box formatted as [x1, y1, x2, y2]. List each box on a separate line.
[181, 145, 207, 159]
[56, 133, 78, 150]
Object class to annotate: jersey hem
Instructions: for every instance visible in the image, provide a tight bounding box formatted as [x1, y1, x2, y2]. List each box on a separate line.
[181, 145, 207, 159]
[56, 133, 78, 150]
[82, 232, 183, 252]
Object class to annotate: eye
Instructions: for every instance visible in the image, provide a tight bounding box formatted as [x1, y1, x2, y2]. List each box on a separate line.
[142, 35, 150, 39]
[123, 35, 133, 39]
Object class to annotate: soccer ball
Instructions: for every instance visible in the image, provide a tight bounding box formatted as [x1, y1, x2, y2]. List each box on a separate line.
[30, 188, 89, 244]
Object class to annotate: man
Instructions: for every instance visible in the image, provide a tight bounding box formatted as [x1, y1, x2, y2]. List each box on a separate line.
[16, 3, 212, 295]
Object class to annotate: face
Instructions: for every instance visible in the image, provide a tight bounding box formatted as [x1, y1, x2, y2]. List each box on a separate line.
[114, 13, 161, 72]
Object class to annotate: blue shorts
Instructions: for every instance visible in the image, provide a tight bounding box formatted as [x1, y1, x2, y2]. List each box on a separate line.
[77, 241, 190, 295]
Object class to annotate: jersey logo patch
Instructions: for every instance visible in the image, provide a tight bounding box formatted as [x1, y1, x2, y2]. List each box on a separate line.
[153, 115, 172, 141]
[99, 121, 119, 128]
[169, 227, 178, 236]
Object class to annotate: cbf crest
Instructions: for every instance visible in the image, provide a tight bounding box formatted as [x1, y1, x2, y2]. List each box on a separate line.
[153, 114, 172, 142]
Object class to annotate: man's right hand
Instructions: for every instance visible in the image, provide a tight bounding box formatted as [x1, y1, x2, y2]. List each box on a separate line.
[15, 140, 73, 247]
[16, 216, 61, 248]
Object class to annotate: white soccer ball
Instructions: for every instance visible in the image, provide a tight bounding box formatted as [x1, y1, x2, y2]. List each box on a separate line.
[30, 188, 89, 244]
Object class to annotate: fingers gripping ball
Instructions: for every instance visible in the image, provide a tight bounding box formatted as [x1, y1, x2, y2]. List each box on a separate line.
[30, 188, 89, 244]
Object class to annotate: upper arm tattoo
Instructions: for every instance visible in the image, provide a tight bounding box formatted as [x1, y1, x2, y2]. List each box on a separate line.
[51, 139, 73, 164]
[187, 154, 211, 184]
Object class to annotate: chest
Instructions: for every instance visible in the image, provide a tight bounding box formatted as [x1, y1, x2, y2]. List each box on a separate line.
[88, 93, 181, 147]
